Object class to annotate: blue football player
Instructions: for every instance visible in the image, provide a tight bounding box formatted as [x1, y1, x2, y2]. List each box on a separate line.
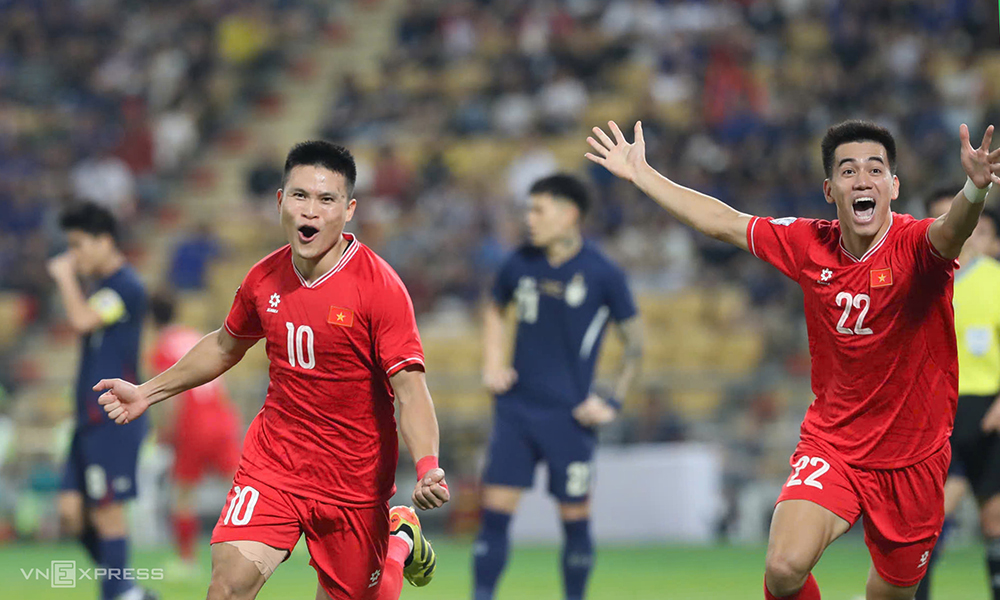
[474, 174, 644, 600]
[48, 202, 155, 600]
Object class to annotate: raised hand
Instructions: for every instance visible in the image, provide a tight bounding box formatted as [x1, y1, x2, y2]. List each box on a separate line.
[412, 467, 450, 510]
[960, 123, 1000, 189]
[572, 393, 617, 427]
[586, 121, 648, 183]
[93, 378, 150, 424]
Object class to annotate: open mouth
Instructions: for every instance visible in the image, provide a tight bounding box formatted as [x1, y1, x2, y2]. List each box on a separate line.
[852, 197, 876, 223]
[298, 225, 319, 242]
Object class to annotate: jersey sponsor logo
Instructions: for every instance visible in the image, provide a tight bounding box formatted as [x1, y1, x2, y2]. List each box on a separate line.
[768, 217, 798, 226]
[870, 268, 893, 288]
[327, 306, 355, 327]
[565, 273, 587, 307]
[819, 268, 833, 284]
[267, 293, 281, 314]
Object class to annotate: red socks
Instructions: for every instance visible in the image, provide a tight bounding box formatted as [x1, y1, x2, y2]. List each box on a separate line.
[376, 535, 410, 600]
[173, 513, 199, 561]
[765, 573, 820, 600]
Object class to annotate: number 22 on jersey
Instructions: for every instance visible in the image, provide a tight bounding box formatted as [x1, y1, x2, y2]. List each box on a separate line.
[835, 292, 873, 335]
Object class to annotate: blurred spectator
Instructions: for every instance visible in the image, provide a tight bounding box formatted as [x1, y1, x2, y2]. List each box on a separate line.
[246, 146, 285, 205]
[168, 223, 223, 292]
[623, 387, 689, 444]
[371, 145, 415, 207]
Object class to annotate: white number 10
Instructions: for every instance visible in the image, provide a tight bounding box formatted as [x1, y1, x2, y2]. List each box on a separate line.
[285, 322, 315, 369]
[835, 292, 873, 335]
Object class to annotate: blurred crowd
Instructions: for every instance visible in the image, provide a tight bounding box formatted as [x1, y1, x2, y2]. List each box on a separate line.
[0, 0, 340, 393]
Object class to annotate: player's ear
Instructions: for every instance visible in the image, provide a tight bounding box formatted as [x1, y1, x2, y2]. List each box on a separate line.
[276, 188, 284, 211]
[822, 179, 835, 205]
[890, 175, 900, 201]
[344, 198, 357, 222]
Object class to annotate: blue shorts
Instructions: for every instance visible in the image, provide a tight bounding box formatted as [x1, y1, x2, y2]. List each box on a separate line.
[61, 420, 147, 505]
[482, 401, 597, 503]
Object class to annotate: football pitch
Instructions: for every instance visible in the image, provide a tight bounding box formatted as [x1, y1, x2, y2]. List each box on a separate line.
[3, 539, 988, 599]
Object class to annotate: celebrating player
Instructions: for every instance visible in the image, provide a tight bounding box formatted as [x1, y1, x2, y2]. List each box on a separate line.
[49, 202, 156, 600]
[474, 174, 644, 600]
[586, 119, 1000, 600]
[915, 194, 1000, 600]
[147, 291, 243, 575]
[93, 141, 448, 600]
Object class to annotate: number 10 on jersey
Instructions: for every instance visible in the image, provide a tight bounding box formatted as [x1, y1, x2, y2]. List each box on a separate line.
[286, 322, 315, 369]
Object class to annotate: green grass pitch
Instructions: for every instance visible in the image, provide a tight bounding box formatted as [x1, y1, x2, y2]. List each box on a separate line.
[2, 539, 989, 599]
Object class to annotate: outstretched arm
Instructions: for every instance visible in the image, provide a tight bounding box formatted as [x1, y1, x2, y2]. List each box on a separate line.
[928, 124, 1000, 259]
[95, 327, 258, 423]
[391, 366, 450, 510]
[586, 121, 754, 251]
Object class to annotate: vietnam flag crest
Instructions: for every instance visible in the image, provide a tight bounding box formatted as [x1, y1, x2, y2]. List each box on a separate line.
[870, 268, 893, 288]
[327, 306, 354, 327]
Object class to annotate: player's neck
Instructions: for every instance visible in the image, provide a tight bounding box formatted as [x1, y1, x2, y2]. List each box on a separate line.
[293, 233, 349, 283]
[545, 232, 583, 267]
[94, 252, 126, 279]
[840, 215, 892, 260]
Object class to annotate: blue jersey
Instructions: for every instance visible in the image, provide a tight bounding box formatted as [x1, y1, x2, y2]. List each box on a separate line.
[491, 241, 637, 410]
[74, 266, 147, 430]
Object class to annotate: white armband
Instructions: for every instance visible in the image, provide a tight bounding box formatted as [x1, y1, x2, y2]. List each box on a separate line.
[963, 177, 992, 204]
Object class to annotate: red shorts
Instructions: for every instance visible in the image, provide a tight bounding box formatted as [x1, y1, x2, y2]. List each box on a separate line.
[172, 420, 241, 484]
[776, 439, 950, 587]
[210, 468, 389, 599]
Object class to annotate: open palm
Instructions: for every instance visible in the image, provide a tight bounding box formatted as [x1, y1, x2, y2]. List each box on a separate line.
[960, 123, 1000, 189]
[586, 121, 648, 183]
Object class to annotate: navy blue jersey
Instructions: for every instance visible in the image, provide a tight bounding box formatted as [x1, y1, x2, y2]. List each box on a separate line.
[491, 241, 637, 409]
[74, 266, 147, 429]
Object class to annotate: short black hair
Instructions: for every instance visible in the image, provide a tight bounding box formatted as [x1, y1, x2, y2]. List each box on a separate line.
[59, 202, 118, 241]
[529, 174, 591, 216]
[283, 140, 357, 197]
[821, 120, 897, 178]
[923, 185, 961, 218]
[149, 290, 176, 327]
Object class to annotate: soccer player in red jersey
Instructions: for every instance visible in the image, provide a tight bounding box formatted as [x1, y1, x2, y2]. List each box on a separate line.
[93, 141, 449, 600]
[147, 291, 243, 573]
[586, 119, 1000, 600]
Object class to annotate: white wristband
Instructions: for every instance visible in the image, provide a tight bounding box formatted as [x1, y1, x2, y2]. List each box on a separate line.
[963, 177, 992, 204]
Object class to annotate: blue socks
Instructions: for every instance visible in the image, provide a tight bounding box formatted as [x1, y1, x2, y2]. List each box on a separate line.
[562, 519, 593, 600]
[473, 510, 512, 600]
[99, 537, 133, 600]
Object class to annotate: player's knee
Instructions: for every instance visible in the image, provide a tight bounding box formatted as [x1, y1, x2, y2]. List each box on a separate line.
[764, 550, 812, 592]
[558, 502, 590, 522]
[207, 560, 263, 600]
[57, 494, 83, 536]
[89, 503, 129, 538]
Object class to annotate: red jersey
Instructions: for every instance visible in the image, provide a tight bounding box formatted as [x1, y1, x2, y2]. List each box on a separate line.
[747, 212, 958, 468]
[224, 234, 424, 506]
[152, 325, 235, 417]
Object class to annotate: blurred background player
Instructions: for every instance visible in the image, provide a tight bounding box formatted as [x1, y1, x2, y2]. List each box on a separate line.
[94, 141, 448, 600]
[917, 194, 1000, 600]
[148, 290, 242, 576]
[475, 174, 644, 600]
[586, 118, 1000, 600]
[48, 202, 155, 600]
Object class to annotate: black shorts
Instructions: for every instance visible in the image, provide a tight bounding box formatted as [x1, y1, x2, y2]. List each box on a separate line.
[951, 393, 1000, 501]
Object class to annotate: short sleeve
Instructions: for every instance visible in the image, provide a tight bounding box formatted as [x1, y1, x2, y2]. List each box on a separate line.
[491, 253, 520, 306]
[896, 217, 956, 273]
[88, 288, 126, 326]
[604, 264, 637, 322]
[224, 274, 264, 339]
[372, 270, 425, 377]
[746, 216, 814, 280]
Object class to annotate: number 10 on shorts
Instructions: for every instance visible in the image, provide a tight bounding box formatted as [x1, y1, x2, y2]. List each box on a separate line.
[224, 485, 260, 526]
[785, 456, 830, 490]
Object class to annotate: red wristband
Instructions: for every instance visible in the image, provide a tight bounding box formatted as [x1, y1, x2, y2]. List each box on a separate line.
[415, 455, 439, 482]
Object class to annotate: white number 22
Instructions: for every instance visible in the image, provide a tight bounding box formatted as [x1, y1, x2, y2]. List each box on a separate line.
[835, 292, 873, 335]
[786, 456, 830, 489]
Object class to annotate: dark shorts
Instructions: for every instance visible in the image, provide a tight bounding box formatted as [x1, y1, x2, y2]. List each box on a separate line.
[61, 420, 147, 505]
[951, 393, 1000, 500]
[482, 400, 597, 503]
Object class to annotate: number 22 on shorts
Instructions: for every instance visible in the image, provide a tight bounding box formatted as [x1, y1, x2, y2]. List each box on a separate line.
[785, 456, 830, 490]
